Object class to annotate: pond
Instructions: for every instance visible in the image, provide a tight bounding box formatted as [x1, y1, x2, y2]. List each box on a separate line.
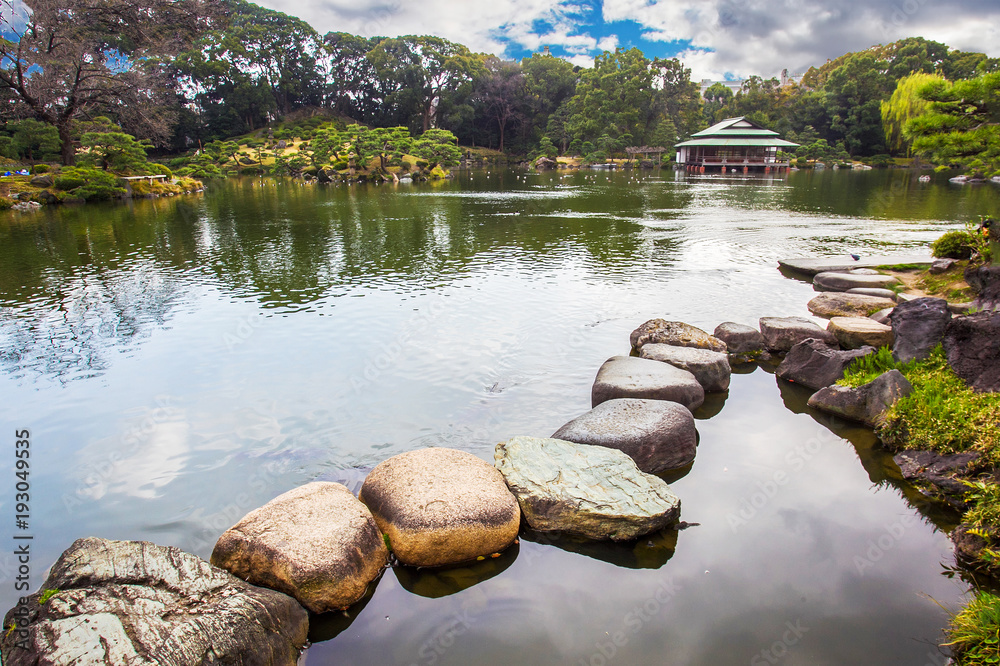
[2, 168, 999, 664]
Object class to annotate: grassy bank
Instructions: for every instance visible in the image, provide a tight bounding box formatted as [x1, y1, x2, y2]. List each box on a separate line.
[840, 344, 1000, 663]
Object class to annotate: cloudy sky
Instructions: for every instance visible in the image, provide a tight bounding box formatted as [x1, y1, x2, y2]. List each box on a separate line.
[256, 0, 1000, 80]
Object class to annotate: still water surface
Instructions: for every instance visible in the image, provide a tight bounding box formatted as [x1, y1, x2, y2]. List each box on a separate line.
[2, 168, 999, 664]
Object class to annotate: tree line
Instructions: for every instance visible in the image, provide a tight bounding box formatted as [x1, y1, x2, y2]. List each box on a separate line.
[1, 0, 998, 174]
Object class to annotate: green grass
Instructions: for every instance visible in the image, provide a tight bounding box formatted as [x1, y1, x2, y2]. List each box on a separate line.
[946, 590, 1000, 665]
[876, 263, 929, 271]
[839, 347, 1000, 467]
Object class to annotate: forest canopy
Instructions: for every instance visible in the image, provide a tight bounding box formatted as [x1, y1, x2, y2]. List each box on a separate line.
[1, 0, 998, 172]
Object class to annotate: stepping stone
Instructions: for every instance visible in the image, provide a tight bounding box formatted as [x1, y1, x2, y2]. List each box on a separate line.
[807, 369, 913, 427]
[888, 297, 951, 363]
[5, 538, 308, 666]
[846, 287, 898, 301]
[714, 321, 766, 355]
[827, 316, 894, 349]
[776, 338, 874, 390]
[869, 307, 894, 325]
[630, 319, 726, 352]
[495, 436, 681, 541]
[759, 316, 835, 352]
[639, 343, 731, 392]
[778, 255, 931, 276]
[551, 398, 697, 473]
[813, 271, 900, 292]
[359, 448, 520, 567]
[591, 355, 705, 411]
[807, 292, 897, 318]
[212, 482, 388, 613]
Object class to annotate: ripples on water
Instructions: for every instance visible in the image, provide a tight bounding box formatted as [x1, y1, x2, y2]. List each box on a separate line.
[1, 169, 997, 664]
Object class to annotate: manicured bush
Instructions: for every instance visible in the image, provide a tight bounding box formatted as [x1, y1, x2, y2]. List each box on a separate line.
[333, 160, 349, 171]
[415, 159, 429, 169]
[54, 166, 125, 200]
[240, 165, 265, 176]
[32, 164, 50, 174]
[932, 230, 976, 259]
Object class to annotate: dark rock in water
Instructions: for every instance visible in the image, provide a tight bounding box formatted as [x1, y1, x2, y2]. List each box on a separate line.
[807, 369, 912, 427]
[495, 436, 681, 541]
[965, 264, 1000, 311]
[759, 316, 836, 352]
[930, 258, 957, 274]
[943, 311, 1000, 392]
[776, 338, 874, 390]
[813, 271, 899, 292]
[713, 322, 765, 354]
[359, 448, 520, 567]
[0, 537, 308, 666]
[317, 168, 333, 183]
[888, 297, 951, 363]
[639, 343, 731, 392]
[591, 355, 705, 411]
[211, 482, 388, 613]
[630, 319, 727, 352]
[894, 450, 979, 500]
[552, 398, 697, 473]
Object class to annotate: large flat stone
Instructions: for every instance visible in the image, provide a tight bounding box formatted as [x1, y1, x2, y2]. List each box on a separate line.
[814, 272, 900, 292]
[359, 448, 520, 567]
[211, 482, 387, 613]
[827, 316, 894, 349]
[778, 255, 931, 276]
[639, 343, 731, 392]
[776, 338, 874, 390]
[591, 355, 705, 410]
[807, 292, 897, 318]
[551, 398, 697, 473]
[629, 319, 727, 352]
[495, 436, 681, 541]
[759, 316, 835, 352]
[846, 287, 898, 301]
[1, 538, 308, 666]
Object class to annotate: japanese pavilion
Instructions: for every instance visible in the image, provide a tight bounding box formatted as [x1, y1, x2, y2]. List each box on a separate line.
[675, 117, 799, 173]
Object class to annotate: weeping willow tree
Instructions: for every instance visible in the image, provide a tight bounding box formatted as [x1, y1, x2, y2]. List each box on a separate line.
[880, 72, 944, 156]
[906, 71, 1000, 176]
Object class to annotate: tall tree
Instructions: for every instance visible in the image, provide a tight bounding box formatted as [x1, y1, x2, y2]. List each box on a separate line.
[881, 72, 944, 156]
[474, 57, 526, 152]
[0, 0, 212, 164]
[521, 52, 577, 146]
[907, 72, 1000, 176]
[564, 48, 655, 147]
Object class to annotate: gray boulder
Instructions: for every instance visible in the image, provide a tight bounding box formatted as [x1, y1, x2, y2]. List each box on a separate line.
[930, 258, 958, 274]
[359, 448, 520, 567]
[551, 398, 697, 473]
[639, 343, 731, 392]
[759, 316, 836, 352]
[869, 307, 894, 325]
[888, 297, 951, 363]
[827, 316, 894, 349]
[943, 311, 1000, 392]
[806, 369, 913, 427]
[713, 322, 765, 355]
[807, 292, 897, 318]
[846, 287, 898, 301]
[211, 482, 387, 613]
[591, 355, 705, 410]
[494, 436, 681, 541]
[813, 271, 900, 292]
[1, 538, 308, 666]
[776, 338, 874, 390]
[630, 319, 727, 352]
[29, 174, 53, 188]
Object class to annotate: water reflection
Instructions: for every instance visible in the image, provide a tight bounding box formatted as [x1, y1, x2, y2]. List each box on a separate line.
[393, 543, 520, 599]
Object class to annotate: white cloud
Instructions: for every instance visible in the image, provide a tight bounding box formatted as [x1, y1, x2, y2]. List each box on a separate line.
[606, 0, 1000, 80]
[563, 54, 596, 68]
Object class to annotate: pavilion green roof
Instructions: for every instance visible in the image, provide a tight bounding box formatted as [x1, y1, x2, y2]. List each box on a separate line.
[677, 117, 798, 148]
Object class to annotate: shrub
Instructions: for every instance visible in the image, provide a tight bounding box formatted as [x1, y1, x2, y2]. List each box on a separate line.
[32, 164, 50, 174]
[932, 230, 976, 259]
[415, 159, 429, 169]
[54, 166, 125, 200]
[333, 160, 349, 171]
[240, 165, 265, 176]
[400, 160, 411, 170]
[0, 196, 13, 210]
